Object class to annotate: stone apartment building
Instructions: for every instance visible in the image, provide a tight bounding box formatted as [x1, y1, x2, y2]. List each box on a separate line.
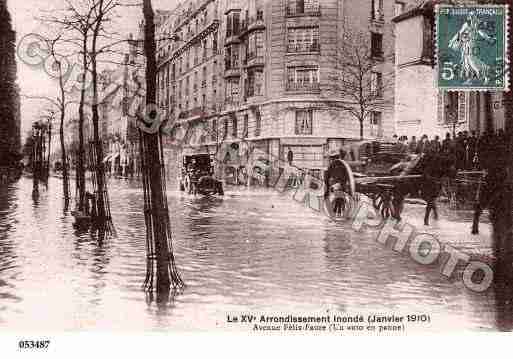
[154, 0, 418, 179]
[393, 0, 506, 138]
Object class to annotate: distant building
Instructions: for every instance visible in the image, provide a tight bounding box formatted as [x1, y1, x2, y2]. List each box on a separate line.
[154, 0, 418, 180]
[0, 0, 21, 164]
[393, 0, 505, 138]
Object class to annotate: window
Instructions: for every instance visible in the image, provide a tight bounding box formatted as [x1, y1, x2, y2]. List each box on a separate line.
[213, 32, 218, 53]
[193, 71, 198, 92]
[242, 114, 248, 138]
[370, 111, 383, 138]
[295, 109, 313, 135]
[255, 110, 261, 137]
[287, 66, 319, 91]
[232, 115, 237, 137]
[225, 45, 239, 70]
[371, 32, 383, 58]
[394, 1, 405, 17]
[202, 67, 207, 87]
[202, 94, 206, 109]
[248, 31, 264, 59]
[226, 11, 241, 37]
[372, 0, 384, 20]
[226, 78, 240, 102]
[287, 27, 319, 52]
[370, 71, 383, 98]
[247, 68, 263, 97]
[444, 91, 459, 124]
[224, 119, 229, 138]
[286, 0, 320, 16]
[211, 119, 217, 141]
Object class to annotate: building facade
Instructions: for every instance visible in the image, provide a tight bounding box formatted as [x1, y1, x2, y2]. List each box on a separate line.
[0, 0, 21, 165]
[154, 0, 417, 181]
[393, 1, 506, 138]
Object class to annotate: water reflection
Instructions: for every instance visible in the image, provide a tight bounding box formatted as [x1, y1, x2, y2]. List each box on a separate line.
[0, 177, 511, 330]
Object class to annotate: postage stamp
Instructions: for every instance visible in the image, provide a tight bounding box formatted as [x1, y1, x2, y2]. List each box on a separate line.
[436, 4, 509, 91]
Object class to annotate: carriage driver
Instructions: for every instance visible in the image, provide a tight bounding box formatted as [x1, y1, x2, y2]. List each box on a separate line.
[324, 149, 348, 199]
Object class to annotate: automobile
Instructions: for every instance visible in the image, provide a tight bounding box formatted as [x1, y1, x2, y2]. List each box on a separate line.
[179, 154, 224, 196]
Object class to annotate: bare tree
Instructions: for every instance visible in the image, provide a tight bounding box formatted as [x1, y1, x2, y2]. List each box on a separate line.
[325, 29, 395, 139]
[39, 0, 97, 212]
[140, 0, 183, 293]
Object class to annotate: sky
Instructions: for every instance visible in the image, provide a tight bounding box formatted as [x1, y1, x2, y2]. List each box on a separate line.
[9, 0, 178, 135]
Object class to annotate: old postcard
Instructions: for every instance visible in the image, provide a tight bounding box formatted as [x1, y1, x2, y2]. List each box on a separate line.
[1, 0, 512, 354]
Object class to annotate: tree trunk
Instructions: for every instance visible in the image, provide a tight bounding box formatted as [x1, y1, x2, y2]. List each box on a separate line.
[359, 118, 364, 140]
[57, 60, 70, 206]
[90, 0, 108, 221]
[59, 110, 70, 206]
[76, 41, 88, 212]
[142, 0, 182, 292]
[47, 120, 51, 174]
[490, 0, 513, 331]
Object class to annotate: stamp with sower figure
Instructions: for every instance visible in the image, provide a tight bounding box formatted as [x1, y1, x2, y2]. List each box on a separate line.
[436, 4, 509, 91]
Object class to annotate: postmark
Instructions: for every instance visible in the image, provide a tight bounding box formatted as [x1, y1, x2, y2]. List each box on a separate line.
[436, 4, 509, 91]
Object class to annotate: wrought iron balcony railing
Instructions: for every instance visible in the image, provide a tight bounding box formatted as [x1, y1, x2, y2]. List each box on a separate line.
[286, 4, 321, 17]
[285, 82, 320, 92]
[287, 42, 320, 53]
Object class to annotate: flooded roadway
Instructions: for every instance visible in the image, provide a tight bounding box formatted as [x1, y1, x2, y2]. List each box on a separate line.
[0, 176, 512, 331]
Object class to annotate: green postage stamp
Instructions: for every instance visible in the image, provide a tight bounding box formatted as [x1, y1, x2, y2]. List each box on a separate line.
[436, 4, 509, 91]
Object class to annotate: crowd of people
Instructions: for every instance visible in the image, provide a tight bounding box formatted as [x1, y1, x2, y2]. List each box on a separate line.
[391, 129, 510, 171]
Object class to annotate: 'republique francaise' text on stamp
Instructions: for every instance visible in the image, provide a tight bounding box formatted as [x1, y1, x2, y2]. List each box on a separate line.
[436, 4, 509, 92]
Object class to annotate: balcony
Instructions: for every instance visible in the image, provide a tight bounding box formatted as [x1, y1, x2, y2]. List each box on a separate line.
[248, 12, 265, 32]
[177, 106, 208, 120]
[245, 53, 264, 68]
[285, 5, 321, 17]
[225, 30, 241, 46]
[287, 42, 320, 54]
[224, 67, 241, 78]
[285, 82, 320, 93]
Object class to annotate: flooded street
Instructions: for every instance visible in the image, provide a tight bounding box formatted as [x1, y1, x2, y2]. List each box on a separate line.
[0, 176, 511, 331]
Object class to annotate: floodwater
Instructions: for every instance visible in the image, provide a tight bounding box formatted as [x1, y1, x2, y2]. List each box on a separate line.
[0, 176, 512, 331]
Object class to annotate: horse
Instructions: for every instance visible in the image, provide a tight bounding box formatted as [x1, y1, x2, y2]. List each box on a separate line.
[396, 152, 457, 225]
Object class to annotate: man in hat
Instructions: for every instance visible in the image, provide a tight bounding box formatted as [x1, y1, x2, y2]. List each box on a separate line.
[324, 149, 348, 199]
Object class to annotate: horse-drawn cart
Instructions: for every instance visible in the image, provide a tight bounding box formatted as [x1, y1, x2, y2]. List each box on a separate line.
[326, 141, 456, 224]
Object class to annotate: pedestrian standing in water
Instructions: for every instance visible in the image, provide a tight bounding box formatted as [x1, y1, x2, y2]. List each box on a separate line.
[408, 136, 417, 154]
[287, 147, 294, 166]
[431, 135, 442, 154]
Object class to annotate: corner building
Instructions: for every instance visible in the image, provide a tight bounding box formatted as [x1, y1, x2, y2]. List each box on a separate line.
[156, 0, 416, 180]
